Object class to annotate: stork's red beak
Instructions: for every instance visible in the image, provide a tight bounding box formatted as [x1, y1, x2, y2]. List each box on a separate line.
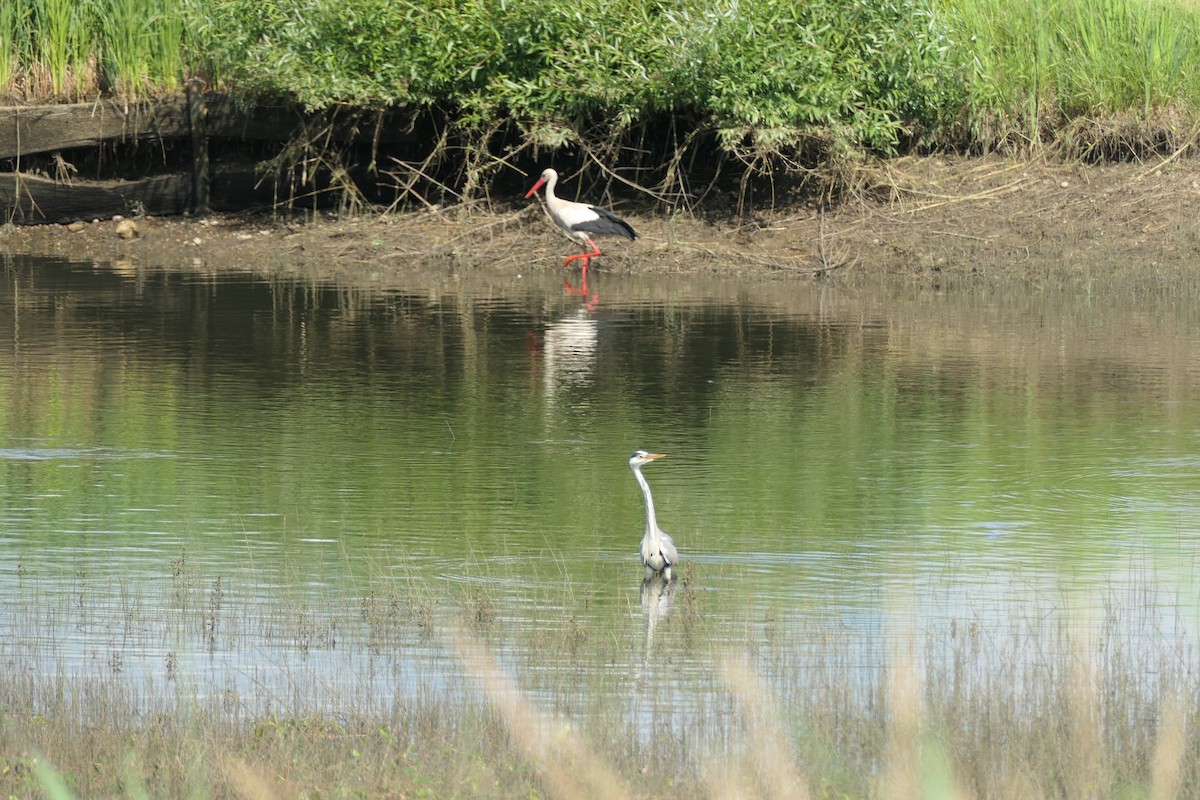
[524, 178, 546, 199]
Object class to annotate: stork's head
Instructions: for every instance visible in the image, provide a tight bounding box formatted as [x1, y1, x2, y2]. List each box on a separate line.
[524, 168, 559, 199]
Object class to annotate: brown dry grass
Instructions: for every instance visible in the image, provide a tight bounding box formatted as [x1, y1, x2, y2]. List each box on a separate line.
[3, 567, 1199, 800]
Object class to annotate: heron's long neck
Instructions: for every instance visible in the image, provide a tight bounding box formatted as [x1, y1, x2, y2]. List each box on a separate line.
[633, 465, 659, 540]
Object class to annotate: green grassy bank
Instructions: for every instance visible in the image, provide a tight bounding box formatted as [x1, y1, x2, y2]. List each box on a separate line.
[5, 0, 1200, 147]
[4, 0, 1200, 210]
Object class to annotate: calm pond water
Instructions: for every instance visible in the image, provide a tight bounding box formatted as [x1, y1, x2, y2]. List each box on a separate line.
[1, 253, 1199, 729]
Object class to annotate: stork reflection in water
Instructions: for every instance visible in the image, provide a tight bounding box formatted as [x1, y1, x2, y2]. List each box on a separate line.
[541, 306, 598, 404]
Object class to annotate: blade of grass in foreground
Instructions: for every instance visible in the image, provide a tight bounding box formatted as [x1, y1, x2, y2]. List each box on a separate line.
[32, 755, 76, 800]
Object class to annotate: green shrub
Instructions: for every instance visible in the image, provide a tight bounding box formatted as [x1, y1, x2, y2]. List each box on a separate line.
[188, 0, 964, 154]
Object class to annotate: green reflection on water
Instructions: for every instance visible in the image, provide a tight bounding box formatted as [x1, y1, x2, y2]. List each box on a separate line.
[0, 257, 1197, 617]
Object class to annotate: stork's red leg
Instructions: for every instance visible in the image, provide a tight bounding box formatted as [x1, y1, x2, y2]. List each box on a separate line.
[562, 238, 603, 267]
[563, 263, 591, 296]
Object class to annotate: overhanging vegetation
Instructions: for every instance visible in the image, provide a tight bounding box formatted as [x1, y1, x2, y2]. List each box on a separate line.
[2, 0, 1199, 211]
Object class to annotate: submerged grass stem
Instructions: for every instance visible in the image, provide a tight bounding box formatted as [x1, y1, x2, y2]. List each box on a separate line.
[2, 556, 1200, 798]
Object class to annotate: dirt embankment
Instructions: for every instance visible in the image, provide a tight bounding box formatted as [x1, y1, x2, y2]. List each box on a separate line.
[3, 155, 1197, 285]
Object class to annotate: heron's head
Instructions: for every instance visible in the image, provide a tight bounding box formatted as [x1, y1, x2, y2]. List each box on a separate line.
[629, 450, 666, 468]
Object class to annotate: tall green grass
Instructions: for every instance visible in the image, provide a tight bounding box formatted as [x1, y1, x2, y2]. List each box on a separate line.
[3, 0, 186, 101]
[941, 0, 1200, 146]
[30, 0, 95, 100]
[4, 0, 1200, 190]
[180, 0, 1200, 157]
[99, 0, 185, 98]
[0, 2, 30, 97]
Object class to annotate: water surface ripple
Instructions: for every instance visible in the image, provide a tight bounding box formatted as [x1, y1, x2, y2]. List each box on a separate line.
[1, 256, 1198, 727]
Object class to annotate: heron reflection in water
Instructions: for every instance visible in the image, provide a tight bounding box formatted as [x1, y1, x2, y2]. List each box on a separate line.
[640, 571, 677, 646]
[629, 450, 679, 581]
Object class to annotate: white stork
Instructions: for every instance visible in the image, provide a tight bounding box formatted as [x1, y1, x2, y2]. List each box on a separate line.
[524, 168, 637, 267]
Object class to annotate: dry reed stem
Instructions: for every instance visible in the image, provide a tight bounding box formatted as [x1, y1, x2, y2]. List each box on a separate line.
[894, 177, 1037, 214]
[1139, 121, 1200, 176]
[580, 143, 677, 206]
[881, 632, 922, 800]
[452, 628, 631, 800]
[870, 156, 1045, 216]
[1149, 699, 1187, 800]
[1068, 625, 1105, 800]
[381, 124, 460, 213]
[717, 652, 812, 800]
[224, 758, 281, 800]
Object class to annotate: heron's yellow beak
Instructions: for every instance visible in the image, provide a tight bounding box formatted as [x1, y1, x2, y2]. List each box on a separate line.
[645, 453, 666, 460]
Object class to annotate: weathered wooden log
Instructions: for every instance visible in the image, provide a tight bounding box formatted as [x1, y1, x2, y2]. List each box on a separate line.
[0, 96, 417, 222]
[0, 96, 413, 161]
[0, 165, 281, 223]
[0, 100, 189, 161]
[0, 172, 190, 222]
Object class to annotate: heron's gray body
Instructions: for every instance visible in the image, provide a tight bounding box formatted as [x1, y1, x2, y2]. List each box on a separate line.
[640, 530, 678, 576]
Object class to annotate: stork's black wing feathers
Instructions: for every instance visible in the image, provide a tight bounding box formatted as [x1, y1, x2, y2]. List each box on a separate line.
[572, 205, 637, 241]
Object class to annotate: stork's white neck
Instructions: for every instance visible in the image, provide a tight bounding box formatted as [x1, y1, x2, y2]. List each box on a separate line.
[542, 169, 559, 200]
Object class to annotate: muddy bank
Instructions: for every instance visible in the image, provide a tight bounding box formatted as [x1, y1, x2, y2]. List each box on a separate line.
[2, 155, 1197, 286]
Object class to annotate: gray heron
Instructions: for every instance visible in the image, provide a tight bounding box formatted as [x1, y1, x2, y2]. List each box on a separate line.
[525, 168, 637, 267]
[629, 450, 679, 581]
